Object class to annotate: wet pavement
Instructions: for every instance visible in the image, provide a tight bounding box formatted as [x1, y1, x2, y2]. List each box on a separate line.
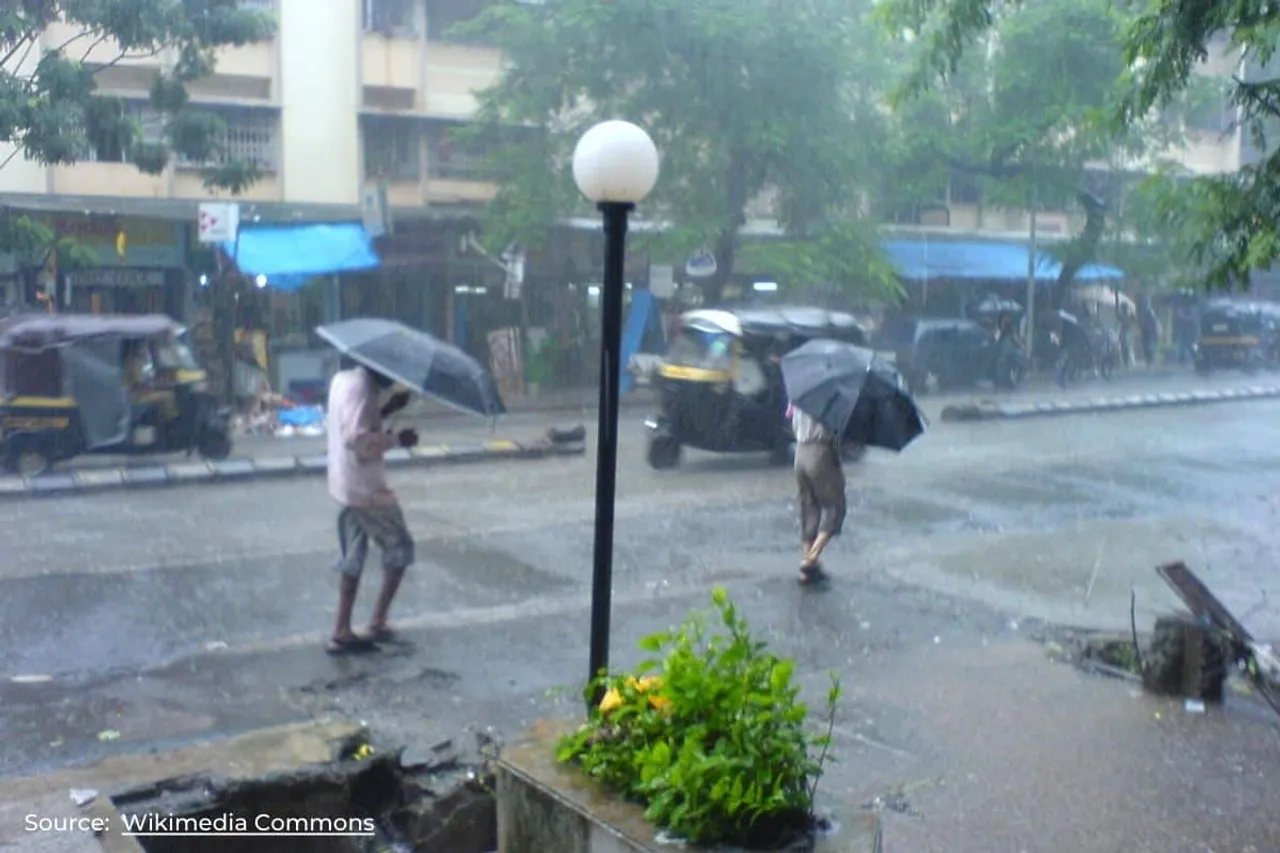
[5, 366, 1268, 476]
[2, 386, 1279, 849]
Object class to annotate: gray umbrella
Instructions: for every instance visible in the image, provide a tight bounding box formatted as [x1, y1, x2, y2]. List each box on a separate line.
[316, 318, 505, 418]
[781, 338, 926, 452]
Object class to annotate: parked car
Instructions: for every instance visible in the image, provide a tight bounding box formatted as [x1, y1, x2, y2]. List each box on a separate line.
[876, 315, 1027, 395]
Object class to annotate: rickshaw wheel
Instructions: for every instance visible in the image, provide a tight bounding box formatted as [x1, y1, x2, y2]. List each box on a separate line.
[646, 437, 681, 470]
[5, 440, 51, 478]
[197, 430, 233, 462]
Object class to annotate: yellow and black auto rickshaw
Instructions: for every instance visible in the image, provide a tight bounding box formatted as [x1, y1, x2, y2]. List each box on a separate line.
[644, 306, 867, 470]
[0, 313, 233, 476]
[1193, 299, 1280, 375]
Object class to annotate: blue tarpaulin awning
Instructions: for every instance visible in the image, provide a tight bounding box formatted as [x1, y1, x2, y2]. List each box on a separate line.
[883, 239, 1123, 283]
[220, 223, 380, 291]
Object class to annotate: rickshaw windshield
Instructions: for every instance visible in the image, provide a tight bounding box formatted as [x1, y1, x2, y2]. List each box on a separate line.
[153, 335, 200, 371]
[666, 328, 734, 370]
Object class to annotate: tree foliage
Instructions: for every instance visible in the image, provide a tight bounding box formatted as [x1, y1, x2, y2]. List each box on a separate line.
[454, 0, 900, 302]
[0, 0, 276, 194]
[882, 0, 1168, 305]
[887, 0, 1280, 291]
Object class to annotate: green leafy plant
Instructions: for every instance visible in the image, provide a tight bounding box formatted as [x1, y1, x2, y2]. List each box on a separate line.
[557, 588, 841, 848]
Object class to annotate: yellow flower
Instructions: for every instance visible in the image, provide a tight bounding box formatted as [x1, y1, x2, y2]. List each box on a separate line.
[599, 687, 623, 714]
[636, 675, 663, 692]
[648, 694, 672, 713]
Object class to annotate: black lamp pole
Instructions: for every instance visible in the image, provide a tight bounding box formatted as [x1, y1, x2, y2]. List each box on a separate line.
[587, 200, 634, 708]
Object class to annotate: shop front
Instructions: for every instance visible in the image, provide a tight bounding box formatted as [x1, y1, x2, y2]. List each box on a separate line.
[39, 213, 187, 317]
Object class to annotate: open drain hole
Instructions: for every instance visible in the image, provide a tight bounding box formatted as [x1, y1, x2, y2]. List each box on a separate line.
[111, 746, 496, 852]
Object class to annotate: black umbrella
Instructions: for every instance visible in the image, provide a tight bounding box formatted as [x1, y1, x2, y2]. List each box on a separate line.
[316, 318, 505, 418]
[780, 338, 926, 452]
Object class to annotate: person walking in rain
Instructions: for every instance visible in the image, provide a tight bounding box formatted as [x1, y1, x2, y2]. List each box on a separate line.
[788, 400, 846, 585]
[324, 357, 419, 654]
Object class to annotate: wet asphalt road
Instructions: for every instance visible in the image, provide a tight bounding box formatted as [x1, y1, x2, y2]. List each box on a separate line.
[2, 391, 1280, 851]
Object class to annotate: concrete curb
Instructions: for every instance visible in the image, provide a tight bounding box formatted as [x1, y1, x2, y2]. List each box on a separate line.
[939, 384, 1280, 423]
[0, 439, 585, 501]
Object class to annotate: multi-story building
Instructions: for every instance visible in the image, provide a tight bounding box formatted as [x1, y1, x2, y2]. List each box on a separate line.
[0, 0, 533, 369]
[0, 2, 1258, 358]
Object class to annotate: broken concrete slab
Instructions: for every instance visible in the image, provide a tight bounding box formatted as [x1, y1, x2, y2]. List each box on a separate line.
[0, 721, 362, 850]
[0, 720, 500, 853]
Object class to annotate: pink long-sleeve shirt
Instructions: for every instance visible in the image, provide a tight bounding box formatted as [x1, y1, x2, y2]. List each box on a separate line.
[327, 366, 399, 507]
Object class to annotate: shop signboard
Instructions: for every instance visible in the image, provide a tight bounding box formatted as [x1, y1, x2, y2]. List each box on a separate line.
[37, 214, 185, 268]
[66, 269, 167, 288]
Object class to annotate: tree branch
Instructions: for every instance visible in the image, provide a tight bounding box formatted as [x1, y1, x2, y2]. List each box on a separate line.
[0, 34, 35, 71]
[55, 31, 93, 55]
[79, 34, 112, 64]
[86, 46, 163, 76]
[0, 145, 23, 173]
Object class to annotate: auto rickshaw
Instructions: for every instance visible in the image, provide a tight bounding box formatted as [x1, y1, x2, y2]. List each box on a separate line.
[644, 306, 867, 470]
[1193, 299, 1280, 375]
[0, 313, 233, 476]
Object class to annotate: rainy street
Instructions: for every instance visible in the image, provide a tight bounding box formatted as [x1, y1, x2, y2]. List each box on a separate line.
[3, 396, 1280, 778]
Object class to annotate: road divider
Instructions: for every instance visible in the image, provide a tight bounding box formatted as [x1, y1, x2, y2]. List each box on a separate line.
[0, 437, 586, 501]
[939, 383, 1280, 423]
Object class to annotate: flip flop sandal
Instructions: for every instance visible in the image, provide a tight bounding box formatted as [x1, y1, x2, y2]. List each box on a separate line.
[798, 562, 827, 585]
[326, 636, 380, 655]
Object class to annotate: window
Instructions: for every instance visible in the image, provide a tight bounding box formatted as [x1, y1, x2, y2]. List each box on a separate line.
[176, 107, 279, 172]
[426, 0, 491, 42]
[364, 0, 417, 36]
[84, 101, 164, 164]
[363, 116, 422, 181]
[426, 122, 491, 181]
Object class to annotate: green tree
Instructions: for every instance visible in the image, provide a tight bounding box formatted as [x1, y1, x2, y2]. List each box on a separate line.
[455, 0, 901, 303]
[885, 0, 1280, 290]
[884, 0, 1164, 308]
[0, 1, 275, 192]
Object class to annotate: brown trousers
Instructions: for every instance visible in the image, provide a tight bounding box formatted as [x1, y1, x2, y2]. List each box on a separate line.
[795, 441, 846, 543]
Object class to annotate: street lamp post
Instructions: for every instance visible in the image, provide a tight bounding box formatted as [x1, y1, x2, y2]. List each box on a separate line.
[571, 120, 660, 708]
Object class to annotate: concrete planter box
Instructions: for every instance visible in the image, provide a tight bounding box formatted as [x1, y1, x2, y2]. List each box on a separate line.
[495, 720, 882, 853]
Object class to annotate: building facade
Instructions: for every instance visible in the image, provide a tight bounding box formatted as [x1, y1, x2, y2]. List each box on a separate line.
[0, 2, 1256, 369]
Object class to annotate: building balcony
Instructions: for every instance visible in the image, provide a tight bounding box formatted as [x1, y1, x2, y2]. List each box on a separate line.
[426, 178, 496, 204]
[51, 162, 167, 198]
[372, 177, 496, 208]
[362, 34, 422, 98]
[43, 22, 164, 69]
[173, 170, 282, 202]
[422, 43, 501, 118]
[1172, 129, 1242, 175]
[211, 40, 276, 81]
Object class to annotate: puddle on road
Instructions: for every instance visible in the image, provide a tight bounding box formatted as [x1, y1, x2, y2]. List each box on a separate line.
[416, 538, 575, 596]
[938, 470, 1096, 508]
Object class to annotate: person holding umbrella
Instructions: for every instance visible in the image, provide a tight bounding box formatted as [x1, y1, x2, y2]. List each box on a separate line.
[314, 318, 507, 654]
[324, 357, 420, 655]
[780, 339, 928, 586]
[787, 399, 846, 584]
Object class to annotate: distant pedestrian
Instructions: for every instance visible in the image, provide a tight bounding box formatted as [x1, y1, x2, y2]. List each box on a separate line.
[1138, 297, 1161, 367]
[324, 357, 419, 655]
[788, 401, 846, 585]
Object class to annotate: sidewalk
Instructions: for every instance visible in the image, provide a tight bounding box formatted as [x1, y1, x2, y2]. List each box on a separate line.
[2, 631, 1276, 852]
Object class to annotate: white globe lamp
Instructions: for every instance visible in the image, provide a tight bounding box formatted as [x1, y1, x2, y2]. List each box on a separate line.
[572, 120, 660, 204]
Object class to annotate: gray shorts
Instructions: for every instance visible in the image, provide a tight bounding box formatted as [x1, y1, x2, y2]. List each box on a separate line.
[795, 441, 846, 543]
[333, 504, 415, 578]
